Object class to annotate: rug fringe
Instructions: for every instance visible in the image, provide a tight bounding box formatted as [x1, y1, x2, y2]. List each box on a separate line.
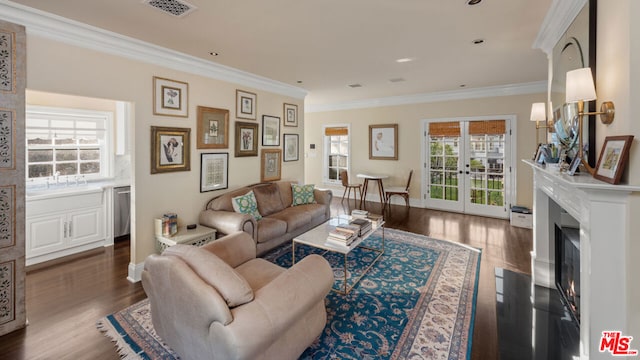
[97, 318, 145, 360]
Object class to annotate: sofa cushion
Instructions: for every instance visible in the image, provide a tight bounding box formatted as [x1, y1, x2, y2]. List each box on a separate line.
[276, 181, 294, 207]
[163, 244, 254, 307]
[253, 183, 285, 216]
[268, 204, 326, 231]
[256, 217, 287, 244]
[291, 184, 317, 206]
[231, 191, 262, 220]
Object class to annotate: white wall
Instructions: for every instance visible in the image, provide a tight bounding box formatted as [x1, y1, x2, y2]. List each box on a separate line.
[25, 35, 305, 265]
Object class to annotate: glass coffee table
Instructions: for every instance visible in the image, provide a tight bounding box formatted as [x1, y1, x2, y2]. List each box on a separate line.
[292, 216, 385, 294]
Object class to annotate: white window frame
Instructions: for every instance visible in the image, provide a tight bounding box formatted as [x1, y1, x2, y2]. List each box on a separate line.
[25, 105, 114, 182]
[322, 124, 351, 185]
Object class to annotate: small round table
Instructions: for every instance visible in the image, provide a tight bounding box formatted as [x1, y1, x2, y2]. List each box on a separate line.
[356, 173, 389, 209]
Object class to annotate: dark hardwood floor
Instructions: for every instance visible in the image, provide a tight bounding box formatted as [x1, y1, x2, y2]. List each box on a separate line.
[0, 199, 532, 360]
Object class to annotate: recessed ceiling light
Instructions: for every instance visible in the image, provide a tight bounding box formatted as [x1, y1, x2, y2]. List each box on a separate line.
[348, 84, 363, 88]
[466, 0, 482, 5]
[396, 58, 415, 63]
[472, 39, 484, 45]
[460, 84, 467, 88]
[209, 51, 219, 56]
[296, 80, 303, 84]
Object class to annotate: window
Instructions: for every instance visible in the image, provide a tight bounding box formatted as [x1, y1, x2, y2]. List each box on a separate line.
[26, 106, 112, 181]
[323, 125, 350, 184]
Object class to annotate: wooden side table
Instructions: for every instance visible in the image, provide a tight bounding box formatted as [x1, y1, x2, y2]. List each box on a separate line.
[155, 225, 217, 253]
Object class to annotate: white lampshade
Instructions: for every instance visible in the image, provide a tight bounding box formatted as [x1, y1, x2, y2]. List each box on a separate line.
[566, 67, 597, 103]
[530, 102, 546, 121]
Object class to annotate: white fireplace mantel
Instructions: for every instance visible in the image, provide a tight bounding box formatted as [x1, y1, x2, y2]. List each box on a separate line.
[526, 160, 640, 359]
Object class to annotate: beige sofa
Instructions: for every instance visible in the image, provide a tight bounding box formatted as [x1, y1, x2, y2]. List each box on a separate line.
[142, 232, 334, 360]
[199, 181, 332, 256]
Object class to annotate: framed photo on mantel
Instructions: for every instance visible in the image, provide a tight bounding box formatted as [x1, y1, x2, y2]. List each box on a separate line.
[593, 135, 634, 184]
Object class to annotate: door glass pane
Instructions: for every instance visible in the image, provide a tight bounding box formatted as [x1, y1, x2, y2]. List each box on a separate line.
[445, 156, 458, 170]
[430, 185, 443, 199]
[431, 171, 443, 185]
[488, 191, 504, 206]
[431, 157, 443, 170]
[470, 189, 486, 205]
[444, 186, 459, 201]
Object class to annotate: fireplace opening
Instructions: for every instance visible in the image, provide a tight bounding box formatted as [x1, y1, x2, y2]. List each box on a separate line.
[555, 224, 580, 326]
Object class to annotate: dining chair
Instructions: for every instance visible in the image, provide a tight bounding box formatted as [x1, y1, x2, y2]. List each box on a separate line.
[384, 169, 413, 209]
[340, 170, 361, 205]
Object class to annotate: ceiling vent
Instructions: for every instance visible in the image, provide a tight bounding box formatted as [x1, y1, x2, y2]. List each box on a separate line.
[389, 78, 406, 83]
[348, 84, 363, 88]
[143, 0, 197, 17]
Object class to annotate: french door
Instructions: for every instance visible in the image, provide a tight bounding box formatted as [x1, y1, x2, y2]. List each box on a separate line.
[424, 117, 512, 219]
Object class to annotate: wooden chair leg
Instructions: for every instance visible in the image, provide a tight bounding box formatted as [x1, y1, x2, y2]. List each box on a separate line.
[341, 187, 347, 203]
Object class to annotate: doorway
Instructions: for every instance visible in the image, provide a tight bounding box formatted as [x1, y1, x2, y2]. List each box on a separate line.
[422, 116, 515, 219]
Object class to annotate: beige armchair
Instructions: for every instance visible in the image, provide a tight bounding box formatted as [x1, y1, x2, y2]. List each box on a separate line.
[142, 231, 334, 360]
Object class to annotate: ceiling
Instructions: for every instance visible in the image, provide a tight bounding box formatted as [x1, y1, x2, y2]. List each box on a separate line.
[10, 0, 552, 107]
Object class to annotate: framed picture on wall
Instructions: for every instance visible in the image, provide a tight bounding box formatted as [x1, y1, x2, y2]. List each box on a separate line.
[236, 89, 257, 120]
[593, 135, 634, 184]
[235, 121, 259, 157]
[261, 149, 282, 182]
[197, 106, 229, 149]
[153, 76, 189, 117]
[283, 134, 299, 162]
[200, 153, 228, 192]
[262, 115, 280, 146]
[369, 124, 398, 160]
[283, 103, 298, 127]
[150, 126, 191, 173]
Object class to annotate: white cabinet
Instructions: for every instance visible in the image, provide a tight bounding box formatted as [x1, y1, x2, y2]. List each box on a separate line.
[26, 187, 108, 265]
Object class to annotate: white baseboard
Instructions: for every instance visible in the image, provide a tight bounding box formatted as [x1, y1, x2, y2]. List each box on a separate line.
[127, 261, 144, 283]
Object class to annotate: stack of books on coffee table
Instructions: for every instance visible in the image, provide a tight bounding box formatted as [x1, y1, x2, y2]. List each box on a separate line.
[351, 209, 369, 219]
[327, 225, 358, 246]
[349, 218, 372, 236]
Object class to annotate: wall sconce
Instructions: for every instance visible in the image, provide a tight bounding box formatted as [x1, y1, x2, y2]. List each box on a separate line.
[565, 67, 616, 174]
[530, 102, 549, 147]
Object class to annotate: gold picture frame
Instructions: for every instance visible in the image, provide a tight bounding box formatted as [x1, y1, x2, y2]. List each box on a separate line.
[369, 124, 398, 160]
[150, 126, 191, 174]
[235, 121, 259, 157]
[197, 106, 229, 149]
[153, 76, 188, 117]
[261, 149, 282, 182]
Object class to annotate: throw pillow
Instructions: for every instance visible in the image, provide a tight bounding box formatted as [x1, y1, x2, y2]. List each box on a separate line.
[231, 191, 262, 220]
[291, 184, 316, 206]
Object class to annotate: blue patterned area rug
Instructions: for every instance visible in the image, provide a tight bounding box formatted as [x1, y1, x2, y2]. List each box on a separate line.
[97, 228, 481, 359]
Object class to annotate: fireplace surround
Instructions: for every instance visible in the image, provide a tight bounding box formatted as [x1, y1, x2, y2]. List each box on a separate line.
[527, 160, 640, 359]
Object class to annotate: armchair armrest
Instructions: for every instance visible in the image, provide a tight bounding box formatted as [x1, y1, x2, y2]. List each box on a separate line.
[199, 210, 257, 239]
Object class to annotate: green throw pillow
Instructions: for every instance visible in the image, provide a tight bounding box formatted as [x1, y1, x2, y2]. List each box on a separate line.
[231, 191, 262, 220]
[291, 184, 316, 206]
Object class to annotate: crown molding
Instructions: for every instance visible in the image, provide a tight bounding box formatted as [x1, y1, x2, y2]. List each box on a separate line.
[532, 0, 587, 55]
[305, 81, 547, 113]
[0, 1, 307, 99]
